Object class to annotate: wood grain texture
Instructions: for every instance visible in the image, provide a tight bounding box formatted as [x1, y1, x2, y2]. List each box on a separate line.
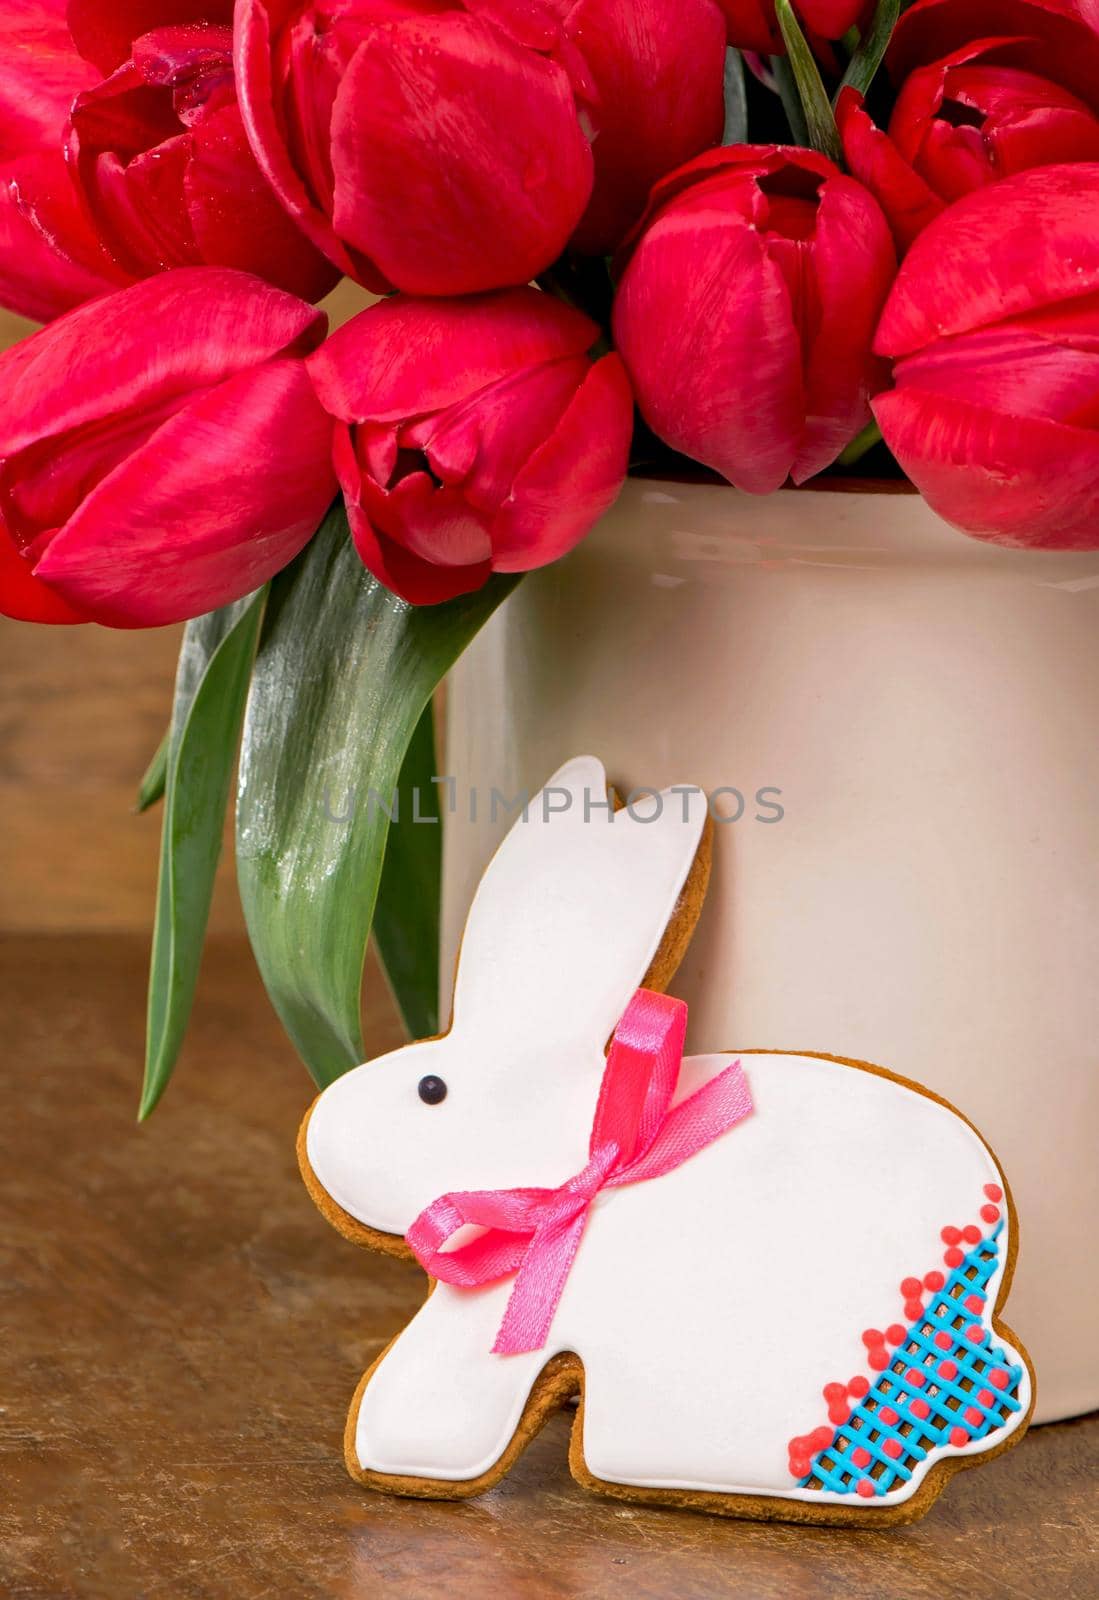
[2, 932, 1097, 1600]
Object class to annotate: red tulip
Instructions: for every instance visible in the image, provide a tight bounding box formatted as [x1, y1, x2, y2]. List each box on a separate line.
[873, 164, 1099, 549]
[234, 0, 726, 295]
[716, 0, 865, 52]
[0, 268, 336, 626]
[889, 0, 1099, 107]
[839, 40, 1099, 252]
[0, 0, 123, 320]
[307, 289, 634, 604]
[65, 8, 338, 298]
[613, 146, 896, 493]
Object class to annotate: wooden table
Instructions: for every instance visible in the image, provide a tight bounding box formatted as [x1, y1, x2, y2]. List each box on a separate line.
[3, 930, 1097, 1600]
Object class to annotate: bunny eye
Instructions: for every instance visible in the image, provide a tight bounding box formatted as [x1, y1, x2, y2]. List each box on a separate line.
[417, 1074, 447, 1106]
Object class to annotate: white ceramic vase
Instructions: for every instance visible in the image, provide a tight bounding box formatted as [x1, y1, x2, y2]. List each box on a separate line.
[441, 477, 1099, 1425]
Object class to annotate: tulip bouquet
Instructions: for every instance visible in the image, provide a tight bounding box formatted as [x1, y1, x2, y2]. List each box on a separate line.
[2, 0, 1098, 1113]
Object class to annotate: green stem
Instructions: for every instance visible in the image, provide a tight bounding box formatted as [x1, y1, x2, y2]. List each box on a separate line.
[837, 420, 884, 467]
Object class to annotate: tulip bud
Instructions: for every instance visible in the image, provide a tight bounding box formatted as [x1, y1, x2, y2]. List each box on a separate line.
[889, 0, 1099, 108]
[0, 1, 123, 321]
[613, 146, 896, 494]
[307, 289, 634, 604]
[66, 16, 338, 299]
[0, 269, 337, 626]
[874, 164, 1099, 550]
[839, 40, 1099, 251]
[234, 0, 727, 295]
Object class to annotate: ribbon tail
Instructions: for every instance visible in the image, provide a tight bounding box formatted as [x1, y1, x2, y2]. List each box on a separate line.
[492, 1208, 590, 1356]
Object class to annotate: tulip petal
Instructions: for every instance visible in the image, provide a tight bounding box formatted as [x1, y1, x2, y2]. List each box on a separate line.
[0, 2, 97, 157]
[371, 473, 495, 569]
[715, 0, 783, 52]
[491, 353, 633, 570]
[339, 426, 494, 606]
[308, 288, 599, 424]
[836, 87, 944, 253]
[328, 14, 593, 294]
[794, 172, 895, 480]
[417, 355, 594, 512]
[67, 0, 234, 75]
[566, 0, 727, 254]
[890, 0, 1099, 110]
[34, 358, 336, 624]
[0, 520, 90, 624]
[873, 386, 1099, 548]
[0, 150, 124, 321]
[875, 165, 1099, 358]
[233, 0, 366, 282]
[0, 267, 326, 456]
[614, 203, 804, 493]
[889, 321, 1099, 423]
[185, 103, 339, 301]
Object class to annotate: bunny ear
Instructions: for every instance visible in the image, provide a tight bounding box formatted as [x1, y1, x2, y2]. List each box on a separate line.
[448, 755, 710, 1052]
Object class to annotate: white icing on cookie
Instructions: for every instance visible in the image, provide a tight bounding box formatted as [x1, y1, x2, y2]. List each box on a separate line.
[305, 757, 1030, 1507]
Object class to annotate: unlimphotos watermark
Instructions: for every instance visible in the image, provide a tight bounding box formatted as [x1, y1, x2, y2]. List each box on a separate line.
[322, 780, 785, 827]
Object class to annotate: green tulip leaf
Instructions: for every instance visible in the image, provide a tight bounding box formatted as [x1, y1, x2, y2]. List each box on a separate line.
[135, 728, 169, 813]
[141, 591, 267, 1119]
[236, 503, 517, 1087]
[373, 699, 443, 1041]
[774, 0, 842, 163]
[837, 0, 901, 101]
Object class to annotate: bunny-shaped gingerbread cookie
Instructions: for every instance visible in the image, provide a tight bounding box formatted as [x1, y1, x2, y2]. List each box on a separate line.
[300, 756, 1033, 1524]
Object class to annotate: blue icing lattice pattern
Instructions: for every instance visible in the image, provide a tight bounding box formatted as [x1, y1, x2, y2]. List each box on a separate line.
[800, 1224, 1025, 1498]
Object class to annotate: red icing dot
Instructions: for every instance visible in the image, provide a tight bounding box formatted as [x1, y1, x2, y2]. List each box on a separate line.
[851, 1446, 871, 1467]
[980, 1204, 1001, 1224]
[856, 1478, 876, 1498]
[904, 1299, 924, 1322]
[790, 1455, 811, 1479]
[862, 1328, 885, 1348]
[811, 1425, 835, 1451]
[967, 1322, 987, 1344]
[935, 1330, 953, 1350]
[883, 1437, 903, 1459]
[944, 1247, 964, 1268]
[879, 1406, 898, 1426]
[978, 1388, 995, 1407]
[886, 1324, 906, 1346]
[868, 1348, 890, 1371]
[965, 1293, 986, 1313]
[939, 1359, 958, 1380]
[989, 1367, 1011, 1389]
[965, 1405, 984, 1426]
[911, 1398, 931, 1420]
[823, 1382, 847, 1403]
[950, 1425, 969, 1447]
[984, 1183, 1003, 1203]
[941, 1225, 962, 1245]
[848, 1375, 870, 1399]
[907, 1366, 927, 1387]
[923, 1270, 945, 1292]
[901, 1277, 923, 1298]
[962, 1223, 981, 1244]
[828, 1402, 850, 1426]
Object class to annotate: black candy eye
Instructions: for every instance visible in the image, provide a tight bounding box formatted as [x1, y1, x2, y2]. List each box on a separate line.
[417, 1074, 447, 1105]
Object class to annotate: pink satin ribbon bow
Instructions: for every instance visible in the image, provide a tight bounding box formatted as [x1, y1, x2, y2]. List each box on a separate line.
[405, 988, 754, 1355]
